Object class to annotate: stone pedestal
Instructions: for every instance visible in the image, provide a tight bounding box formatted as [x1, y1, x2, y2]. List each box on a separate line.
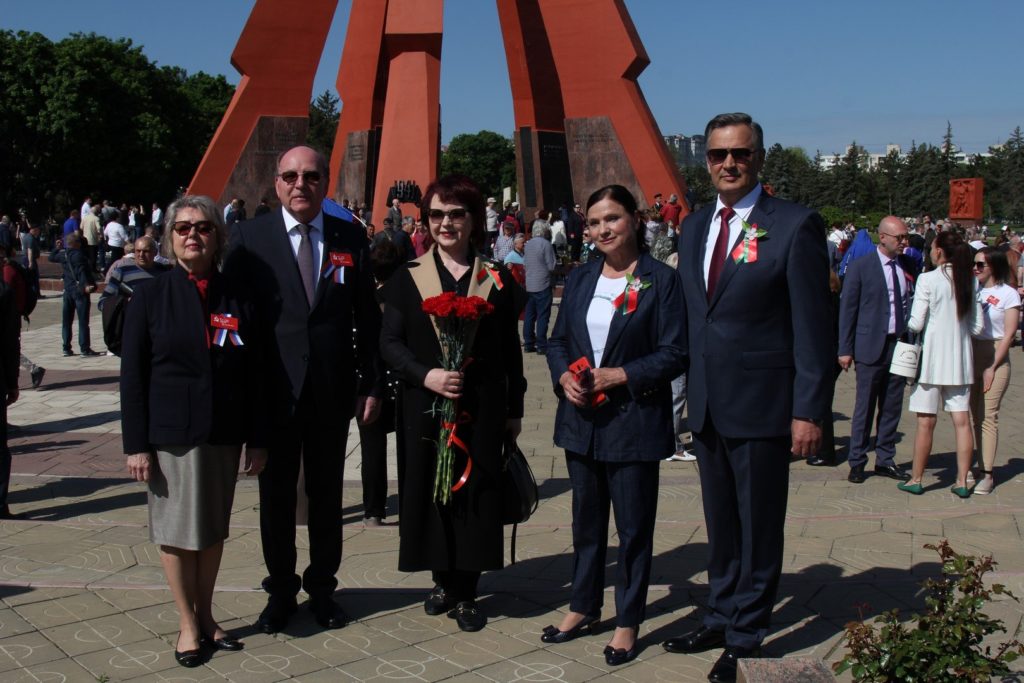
[336, 129, 380, 207]
[220, 116, 308, 210]
[565, 116, 644, 209]
[516, 127, 575, 216]
[737, 657, 835, 682]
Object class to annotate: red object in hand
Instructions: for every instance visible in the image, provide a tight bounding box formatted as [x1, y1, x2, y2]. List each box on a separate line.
[569, 356, 609, 408]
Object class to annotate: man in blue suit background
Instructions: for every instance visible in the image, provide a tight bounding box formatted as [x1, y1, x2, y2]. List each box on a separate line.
[837, 216, 915, 483]
[662, 113, 832, 683]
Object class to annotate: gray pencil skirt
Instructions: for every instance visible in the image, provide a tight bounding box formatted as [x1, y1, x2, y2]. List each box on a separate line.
[148, 443, 242, 551]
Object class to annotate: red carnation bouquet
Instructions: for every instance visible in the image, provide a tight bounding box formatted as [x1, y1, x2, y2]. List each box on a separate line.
[421, 291, 495, 504]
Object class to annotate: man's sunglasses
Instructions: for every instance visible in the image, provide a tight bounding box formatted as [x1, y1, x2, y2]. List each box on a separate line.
[277, 170, 322, 185]
[171, 221, 216, 236]
[427, 208, 468, 222]
[706, 148, 756, 164]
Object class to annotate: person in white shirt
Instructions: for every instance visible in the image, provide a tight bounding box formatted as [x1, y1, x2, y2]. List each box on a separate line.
[899, 232, 983, 498]
[103, 213, 129, 271]
[969, 247, 1020, 495]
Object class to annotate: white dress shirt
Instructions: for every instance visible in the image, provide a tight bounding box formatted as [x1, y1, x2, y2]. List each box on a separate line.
[703, 184, 762, 283]
[876, 247, 907, 335]
[281, 207, 325, 295]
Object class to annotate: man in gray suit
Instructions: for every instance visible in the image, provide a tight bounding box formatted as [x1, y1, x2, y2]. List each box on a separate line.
[838, 216, 915, 483]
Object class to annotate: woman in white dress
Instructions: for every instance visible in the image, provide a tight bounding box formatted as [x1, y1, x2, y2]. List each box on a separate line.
[898, 231, 983, 497]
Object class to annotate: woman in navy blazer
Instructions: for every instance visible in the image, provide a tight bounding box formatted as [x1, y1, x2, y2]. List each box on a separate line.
[120, 195, 268, 668]
[543, 185, 686, 666]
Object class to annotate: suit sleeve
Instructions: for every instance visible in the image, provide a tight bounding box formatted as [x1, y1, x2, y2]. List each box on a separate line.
[120, 285, 152, 454]
[837, 260, 860, 357]
[379, 273, 432, 388]
[353, 234, 384, 397]
[907, 275, 930, 333]
[498, 268, 527, 419]
[0, 285, 19, 393]
[546, 268, 574, 395]
[787, 211, 833, 421]
[621, 267, 688, 396]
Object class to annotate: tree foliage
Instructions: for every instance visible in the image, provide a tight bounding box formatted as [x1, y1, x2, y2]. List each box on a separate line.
[307, 90, 339, 158]
[0, 30, 233, 221]
[440, 130, 515, 201]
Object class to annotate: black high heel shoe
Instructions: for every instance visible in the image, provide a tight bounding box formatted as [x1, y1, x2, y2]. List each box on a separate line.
[174, 634, 207, 668]
[604, 643, 639, 666]
[540, 614, 600, 644]
[200, 632, 244, 651]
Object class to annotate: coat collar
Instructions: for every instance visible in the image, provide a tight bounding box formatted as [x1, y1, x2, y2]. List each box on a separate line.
[575, 251, 657, 366]
[407, 246, 497, 349]
[703, 194, 777, 311]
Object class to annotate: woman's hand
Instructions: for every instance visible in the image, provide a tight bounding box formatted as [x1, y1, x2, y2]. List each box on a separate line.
[591, 367, 628, 393]
[424, 369, 464, 399]
[559, 371, 589, 408]
[126, 453, 153, 482]
[244, 447, 268, 476]
[505, 418, 522, 440]
[983, 366, 996, 393]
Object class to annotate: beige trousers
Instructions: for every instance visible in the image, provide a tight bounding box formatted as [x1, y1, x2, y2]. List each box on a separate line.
[970, 339, 1011, 473]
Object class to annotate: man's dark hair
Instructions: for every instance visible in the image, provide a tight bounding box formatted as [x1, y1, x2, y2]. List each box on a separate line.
[704, 112, 764, 151]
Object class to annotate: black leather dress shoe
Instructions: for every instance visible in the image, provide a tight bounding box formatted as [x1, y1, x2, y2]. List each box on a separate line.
[450, 600, 486, 632]
[874, 464, 911, 481]
[662, 625, 726, 653]
[255, 596, 297, 634]
[848, 465, 866, 483]
[708, 645, 761, 683]
[540, 613, 600, 644]
[806, 454, 836, 467]
[424, 585, 453, 616]
[200, 633, 243, 651]
[309, 597, 348, 629]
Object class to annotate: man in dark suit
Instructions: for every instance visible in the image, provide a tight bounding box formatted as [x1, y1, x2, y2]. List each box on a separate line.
[224, 145, 382, 633]
[49, 233, 101, 357]
[837, 216, 914, 483]
[662, 113, 832, 683]
[0, 280, 21, 519]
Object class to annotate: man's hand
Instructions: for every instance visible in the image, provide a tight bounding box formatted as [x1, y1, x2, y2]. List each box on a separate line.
[355, 395, 381, 425]
[838, 355, 853, 371]
[243, 447, 268, 476]
[790, 419, 822, 459]
[591, 367, 627, 393]
[6, 387, 18, 407]
[126, 452, 153, 482]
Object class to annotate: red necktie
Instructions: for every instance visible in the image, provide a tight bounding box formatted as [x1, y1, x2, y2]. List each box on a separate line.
[707, 207, 734, 300]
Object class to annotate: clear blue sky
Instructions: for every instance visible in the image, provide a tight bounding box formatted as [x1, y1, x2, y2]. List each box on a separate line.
[5, 0, 1020, 155]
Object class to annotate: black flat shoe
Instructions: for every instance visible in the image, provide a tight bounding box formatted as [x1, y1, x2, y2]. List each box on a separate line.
[200, 633, 243, 651]
[663, 625, 726, 653]
[604, 644, 639, 666]
[540, 614, 600, 643]
[424, 585, 453, 616]
[174, 647, 205, 668]
[450, 600, 486, 632]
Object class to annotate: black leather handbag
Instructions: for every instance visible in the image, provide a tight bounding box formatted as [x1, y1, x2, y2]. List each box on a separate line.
[501, 438, 538, 524]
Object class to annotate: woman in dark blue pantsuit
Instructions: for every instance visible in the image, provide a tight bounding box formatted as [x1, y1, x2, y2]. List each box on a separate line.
[543, 185, 687, 666]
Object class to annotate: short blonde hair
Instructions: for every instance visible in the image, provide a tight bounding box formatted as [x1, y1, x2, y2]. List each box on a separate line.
[161, 195, 227, 265]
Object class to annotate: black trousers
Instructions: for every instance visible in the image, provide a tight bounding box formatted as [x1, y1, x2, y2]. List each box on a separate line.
[565, 451, 659, 627]
[694, 416, 790, 650]
[358, 416, 389, 519]
[0, 407, 10, 508]
[432, 569, 480, 603]
[259, 385, 347, 600]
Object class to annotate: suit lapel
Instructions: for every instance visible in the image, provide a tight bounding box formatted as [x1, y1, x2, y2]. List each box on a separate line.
[694, 206, 714, 300]
[311, 218, 338, 311]
[265, 215, 311, 313]
[601, 253, 653, 365]
[708, 196, 775, 310]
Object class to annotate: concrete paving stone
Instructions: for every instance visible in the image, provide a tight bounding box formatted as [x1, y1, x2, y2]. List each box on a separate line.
[415, 626, 538, 670]
[334, 643, 471, 681]
[124, 602, 184, 637]
[1, 657, 101, 683]
[0, 608, 36, 639]
[360, 609, 457, 647]
[0, 630, 67, 672]
[95, 588, 173, 612]
[474, 646, 608, 682]
[13, 592, 120, 629]
[41, 612, 153, 656]
[0, 586, 82, 608]
[203, 641, 329, 682]
[73, 636, 184, 679]
[285, 622, 413, 667]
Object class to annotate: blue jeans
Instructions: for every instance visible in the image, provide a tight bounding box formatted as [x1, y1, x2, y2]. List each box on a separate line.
[62, 290, 91, 352]
[523, 288, 552, 350]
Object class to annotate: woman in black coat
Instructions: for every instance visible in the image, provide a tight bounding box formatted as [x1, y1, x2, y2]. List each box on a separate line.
[542, 185, 687, 666]
[380, 175, 526, 633]
[120, 195, 267, 667]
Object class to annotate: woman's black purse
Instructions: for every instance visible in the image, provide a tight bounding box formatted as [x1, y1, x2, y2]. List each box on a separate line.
[501, 438, 538, 564]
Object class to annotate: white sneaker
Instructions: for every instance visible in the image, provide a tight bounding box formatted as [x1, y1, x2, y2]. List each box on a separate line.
[665, 450, 697, 462]
[974, 477, 994, 495]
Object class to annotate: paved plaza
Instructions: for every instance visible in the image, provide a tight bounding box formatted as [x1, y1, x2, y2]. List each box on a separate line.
[1, 293, 1022, 682]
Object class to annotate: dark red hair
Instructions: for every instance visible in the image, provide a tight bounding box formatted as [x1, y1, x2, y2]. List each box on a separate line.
[420, 175, 486, 250]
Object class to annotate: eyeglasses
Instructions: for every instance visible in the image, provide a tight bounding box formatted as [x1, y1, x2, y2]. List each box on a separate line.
[881, 233, 909, 242]
[171, 221, 216, 236]
[277, 170, 322, 185]
[427, 208, 468, 223]
[706, 148, 756, 164]
[973, 261, 988, 270]
[133, 249, 155, 255]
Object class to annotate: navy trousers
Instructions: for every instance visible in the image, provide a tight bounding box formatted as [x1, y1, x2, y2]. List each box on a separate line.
[849, 336, 905, 469]
[61, 290, 91, 352]
[694, 417, 790, 649]
[523, 289, 552, 350]
[565, 451, 659, 627]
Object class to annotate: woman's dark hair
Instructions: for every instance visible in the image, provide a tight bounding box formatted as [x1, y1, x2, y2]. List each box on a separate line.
[584, 184, 647, 251]
[978, 246, 1010, 285]
[934, 231, 974, 320]
[420, 174, 486, 250]
[369, 238, 402, 284]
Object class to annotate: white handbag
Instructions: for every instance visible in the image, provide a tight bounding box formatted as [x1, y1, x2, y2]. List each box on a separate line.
[889, 339, 920, 378]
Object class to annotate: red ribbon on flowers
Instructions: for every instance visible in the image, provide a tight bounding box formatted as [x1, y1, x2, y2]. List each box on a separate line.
[443, 411, 473, 491]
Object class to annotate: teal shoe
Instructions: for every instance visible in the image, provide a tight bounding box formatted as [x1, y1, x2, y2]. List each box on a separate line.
[951, 485, 973, 499]
[897, 481, 924, 495]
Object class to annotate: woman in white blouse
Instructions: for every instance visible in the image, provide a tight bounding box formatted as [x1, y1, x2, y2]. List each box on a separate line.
[898, 231, 983, 498]
[970, 247, 1020, 494]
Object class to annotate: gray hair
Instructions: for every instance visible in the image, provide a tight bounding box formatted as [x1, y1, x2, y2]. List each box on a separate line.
[161, 194, 227, 265]
[704, 112, 764, 151]
[531, 225, 550, 240]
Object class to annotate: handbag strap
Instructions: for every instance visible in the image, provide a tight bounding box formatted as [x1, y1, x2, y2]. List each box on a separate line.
[509, 522, 518, 566]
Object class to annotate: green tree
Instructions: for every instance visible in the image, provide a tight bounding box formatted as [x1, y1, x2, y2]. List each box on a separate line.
[984, 127, 1024, 221]
[440, 130, 515, 200]
[307, 90, 339, 158]
[679, 165, 714, 208]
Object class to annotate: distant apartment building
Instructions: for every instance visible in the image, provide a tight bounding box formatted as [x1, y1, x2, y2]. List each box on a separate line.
[817, 142, 985, 170]
[664, 134, 706, 167]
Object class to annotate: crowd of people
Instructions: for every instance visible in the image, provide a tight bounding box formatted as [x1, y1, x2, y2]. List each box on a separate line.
[0, 109, 1019, 682]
